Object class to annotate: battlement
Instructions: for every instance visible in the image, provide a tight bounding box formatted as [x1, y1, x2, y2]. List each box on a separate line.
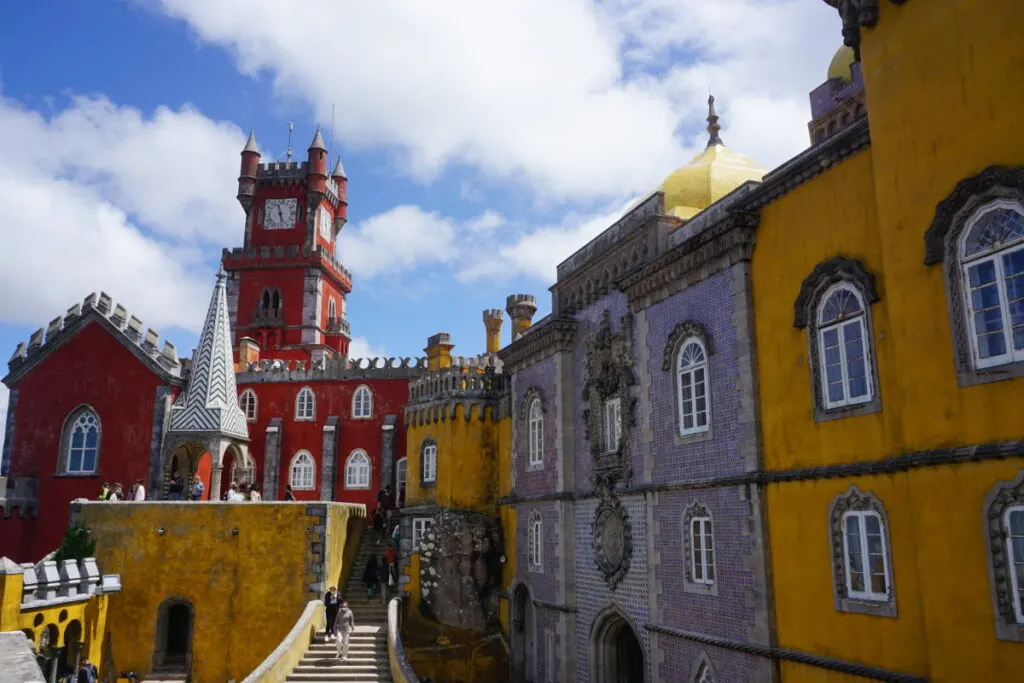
[235, 355, 429, 384]
[6, 292, 182, 379]
[256, 160, 309, 178]
[7, 556, 121, 608]
[408, 356, 506, 402]
[221, 245, 353, 290]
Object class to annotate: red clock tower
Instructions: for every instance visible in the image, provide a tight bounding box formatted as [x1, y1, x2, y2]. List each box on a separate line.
[222, 128, 352, 363]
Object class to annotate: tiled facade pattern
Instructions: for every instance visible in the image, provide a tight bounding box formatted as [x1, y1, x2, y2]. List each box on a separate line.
[515, 500, 563, 605]
[512, 357, 561, 497]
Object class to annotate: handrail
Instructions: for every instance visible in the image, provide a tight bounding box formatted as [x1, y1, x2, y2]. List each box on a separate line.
[241, 599, 324, 683]
[387, 597, 419, 683]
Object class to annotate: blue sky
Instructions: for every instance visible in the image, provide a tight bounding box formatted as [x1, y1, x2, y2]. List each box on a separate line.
[0, 0, 842, 444]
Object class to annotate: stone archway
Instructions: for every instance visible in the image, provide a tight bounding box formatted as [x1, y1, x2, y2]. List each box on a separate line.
[162, 442, 209, 501]
[153, 597, 195, 672]
[590, 606, 645, 683]
[511, 583, 536, 683]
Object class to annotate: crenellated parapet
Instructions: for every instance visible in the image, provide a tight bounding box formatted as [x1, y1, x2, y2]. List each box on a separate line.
[404, 356, 509, 426]
[221, 245, 353, 293]
[13, 556, 121, 608]
[5, 292, 183, 385]
[251, 160, 345, 210]
[236, 355, 429, 384]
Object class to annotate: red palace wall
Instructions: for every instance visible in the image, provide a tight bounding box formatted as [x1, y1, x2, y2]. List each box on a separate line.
[0, 322, 179, 562]
[240, 377, 409, 509]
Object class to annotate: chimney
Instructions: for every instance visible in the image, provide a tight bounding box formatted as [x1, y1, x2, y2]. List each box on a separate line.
[424, 333, 454, 371]
[506, 294, 538, 341]
[237, 129, 260, 213]
[236, 337, 260, 372]
[483, 309, 504, 354]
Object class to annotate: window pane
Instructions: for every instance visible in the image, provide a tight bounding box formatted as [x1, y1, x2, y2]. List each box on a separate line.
[83, 449, 97, 472]
[71, 429, 85, 450]
[69, 448, 82, 472]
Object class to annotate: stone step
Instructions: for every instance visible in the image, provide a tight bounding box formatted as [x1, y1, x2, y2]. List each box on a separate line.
[294, 663, 388, 673]
[286, 674, 392, 682]
[302, 654, 388, 663]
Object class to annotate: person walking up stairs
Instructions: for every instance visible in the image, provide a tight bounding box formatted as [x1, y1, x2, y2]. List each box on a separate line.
[286, 532, 394, 682]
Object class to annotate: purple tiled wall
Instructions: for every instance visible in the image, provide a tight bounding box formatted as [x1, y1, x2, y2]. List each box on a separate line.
[513, 356, 561, 498]
[516, 500, 562, 605]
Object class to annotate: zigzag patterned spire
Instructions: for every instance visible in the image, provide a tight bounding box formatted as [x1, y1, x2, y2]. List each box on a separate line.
[167, 270, 249, 440]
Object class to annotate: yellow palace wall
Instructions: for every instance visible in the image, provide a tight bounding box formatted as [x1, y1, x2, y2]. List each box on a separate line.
[752, 2, 1024, 681]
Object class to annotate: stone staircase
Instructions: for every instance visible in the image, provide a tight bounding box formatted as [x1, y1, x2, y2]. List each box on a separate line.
[285, 532, 393, 683]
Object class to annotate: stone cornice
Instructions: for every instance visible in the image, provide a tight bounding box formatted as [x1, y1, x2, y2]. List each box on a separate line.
[556, 192, 662, 281]
[498, 318, 579, 374]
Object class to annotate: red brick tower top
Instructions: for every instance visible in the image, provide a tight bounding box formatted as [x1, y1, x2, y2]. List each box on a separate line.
[222, 127, 352, 365]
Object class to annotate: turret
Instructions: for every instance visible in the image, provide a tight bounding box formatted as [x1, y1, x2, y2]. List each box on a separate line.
[306, 126, 328, 194]
[506, 294, 538, 341]
[483, 309, 504, 354]
[424, 332, 454, 371]
[237, 129, 260, 212]
[332, 155, 349, 225]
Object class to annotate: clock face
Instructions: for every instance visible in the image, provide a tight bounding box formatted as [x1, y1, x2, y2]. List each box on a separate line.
[318, 205, 333, 242]
[264, 198, 297, 230]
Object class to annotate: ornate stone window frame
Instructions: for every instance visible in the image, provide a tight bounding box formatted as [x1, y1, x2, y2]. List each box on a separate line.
[592, 495, 633, 590]
[983, 469, 1024, 642]
[352, 384, 373, 420]
[420, 436, 438, 487]
[794, 256, 882, 423]
[344, 449, 371, 490]
[295, 386, 316, 421]
[239, 389, 258, 422]
[57, 405, 102, 477]
[289, 450, 316, 490]
[663, 322, 715, 444]
[690, 651, 718, 683]
[923, 167, 1024, 386]
[521, 387, 546, 470]
[682, 501, 718, 596]
[827, 486, 897, 618]
[528, 510, 543, 573]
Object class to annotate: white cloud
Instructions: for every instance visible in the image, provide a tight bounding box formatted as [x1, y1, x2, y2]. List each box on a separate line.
[153, 0, 842, 202]
[0, 94, 247, 331]
[348, 336, 387, 359]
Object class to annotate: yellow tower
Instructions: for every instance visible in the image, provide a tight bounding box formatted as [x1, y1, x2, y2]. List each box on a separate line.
[483, 309, 504, 355]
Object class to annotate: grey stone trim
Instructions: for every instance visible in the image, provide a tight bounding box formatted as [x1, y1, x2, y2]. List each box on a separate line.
[499, 440, 1024, 504]
[1, 388, 18, 476]
[521, 387, 547, 471]
[304, 504, 328, 598]
[635, 310, 655, 485]
[381, 414, 396, 492]
[793, 257, 880, 329]
[645, 622, 927, 683]
[225, 270, 240, 332]
[681, 501, 718, 597]
[828, 486, 898, 618]
[499, 318, 578, 375]
[662, 320, 715, 371]
[528, 509, 544, 573]
[320, 416, 339, 501]
[689, 651, 717, 683]
[301, 270, 323, 345]
[533, 598, 576, 613]
[556, 354, 574, 495]
[982, 468, 1024, 642]
[556, 191, 662, 281]
[733, 264, 764, 474]
[56, 404, 103, 476]
[148, 386, 174, 499]
[152, 596, 196, 670]
[262, 418, 283, 500]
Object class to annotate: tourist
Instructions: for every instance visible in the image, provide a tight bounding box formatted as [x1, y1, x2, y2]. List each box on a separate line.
[249, 485, 262, 502]
[226, 483, 245, 502]
[133, 478, 146, 501]
[108, 483, 124, 501]
[398, 484, 405, 509]
[98, 482, 110, 501]
[77, 658, 97, 683]
[166, 471, 184, 501]
[372, 504, 386, 544]
[363, 554, 379, 599]
[333, 600, 355, 661]
[324, 584, 340, 640]
[284, 485, 295, 501]
[190, 473, 205, 501]
[377, 554, 391, 606]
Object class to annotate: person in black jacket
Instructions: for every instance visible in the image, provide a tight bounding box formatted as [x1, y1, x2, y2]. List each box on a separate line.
[362, 555, 379, 599]
[324, 585, 340, 640]
[166, 471, 184, 501]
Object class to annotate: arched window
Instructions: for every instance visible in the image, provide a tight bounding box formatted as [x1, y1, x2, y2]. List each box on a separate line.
[959, 203, 1024, 369]
[295, 386, 316, 421]
[688, 511, 715, 586]
[352, 385, 373, 419]
[271, 289, 281, 310]
[396, 457, 408, 492]
[528, 511, 543, 572]
[829, 486, 896, 617]
[345, 450, 371, 489]
[63, 408, 100, 474]
[527, 397, 543, 466]
[261, 290, 271, 311]
[328, 298, 337, 324]
[289, 451, 315, 490]
[817, 284, 873, 408]
[695, 662, 716, 683]
[677, 339, 710, 435]
[421, 438, 437, 485]
[239, 389, 258, 422]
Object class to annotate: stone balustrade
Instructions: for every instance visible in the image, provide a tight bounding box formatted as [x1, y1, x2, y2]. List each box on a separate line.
[18, 557, 120, 607]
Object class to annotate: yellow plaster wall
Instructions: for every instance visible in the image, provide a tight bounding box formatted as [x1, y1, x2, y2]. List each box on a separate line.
[76, 502, 364, 683]
[496, 416, 514, 634]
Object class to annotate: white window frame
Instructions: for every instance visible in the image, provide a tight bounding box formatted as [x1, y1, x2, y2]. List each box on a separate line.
[344, 449, 371, 490]
[528, 511, 543, 572]
[422, 441, 437, 484]
[352, 385, 373, 420]
[289, 451, 316, 490]
[65, 409, 100, 474]
[959, 200, 1024, 369]
[689, 516, 715, 585]
[527, 398, 544, 467]
[676, 338, 711, 435]
[239, 389, 258, 422]
[295, 386, 316, 421]
[1004, 505, 1024, 624]
[816, 284, 874, 409]
[413, 517, 433, 551]
[841, 510, 891, 602]
[396, 457, 408, 491]
[602, 398, 622, 454]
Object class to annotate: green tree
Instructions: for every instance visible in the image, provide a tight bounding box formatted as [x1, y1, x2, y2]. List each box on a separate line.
[54, 523, 96, 563]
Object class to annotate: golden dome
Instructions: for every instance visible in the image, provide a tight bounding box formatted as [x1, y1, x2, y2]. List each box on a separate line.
[828, 45, 856, 83]
[660, 95, 766, 219]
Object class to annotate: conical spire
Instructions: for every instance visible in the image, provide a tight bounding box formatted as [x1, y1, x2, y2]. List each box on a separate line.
[242, 129, 260, 154]
[332, 155, 347, 179]
[309, 126, 327, 152]
[706, 94, 724, 147]
[166, 269, 248, 440]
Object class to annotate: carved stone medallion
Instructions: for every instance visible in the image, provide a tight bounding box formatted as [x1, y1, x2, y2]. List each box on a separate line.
[592, 495, 633, 590]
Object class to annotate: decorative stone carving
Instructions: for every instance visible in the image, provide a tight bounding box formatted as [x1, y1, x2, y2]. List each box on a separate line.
[662, 321, 715, 372]
[793, 256, 879, 329]
[519, 386, 547, 418]
[827, 486, 897, 617]
[591, 495, 633, 590]
[983, 469, 1024, 642]
[582, 310, 637, 489]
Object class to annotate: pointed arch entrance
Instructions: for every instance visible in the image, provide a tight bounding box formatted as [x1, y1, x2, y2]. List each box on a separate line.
[590, 606, 645, 683]
[511, 583, 536, 683]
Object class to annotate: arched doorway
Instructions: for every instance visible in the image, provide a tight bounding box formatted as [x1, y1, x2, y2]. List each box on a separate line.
[591, 607, 645, 683]
[511, 584, 536, 683]
[166, 443, 211, 501]
[63, 620, 83, 668]
[154, 598, 194, 671]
